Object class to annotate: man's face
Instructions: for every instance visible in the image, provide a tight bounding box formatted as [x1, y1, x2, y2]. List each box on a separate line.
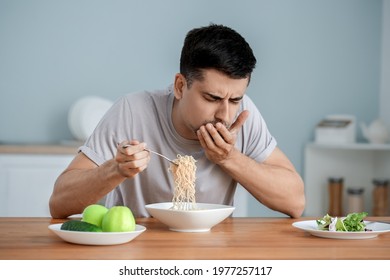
[173, 69, 249, 140]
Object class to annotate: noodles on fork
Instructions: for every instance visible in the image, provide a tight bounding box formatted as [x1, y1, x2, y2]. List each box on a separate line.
[168, 154, 197, 210]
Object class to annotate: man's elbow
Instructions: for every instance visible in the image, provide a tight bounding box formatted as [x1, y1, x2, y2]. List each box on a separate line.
[289, 198, 305, 218]
[289, 178, 306, 218]
[49, 195, 65, 219]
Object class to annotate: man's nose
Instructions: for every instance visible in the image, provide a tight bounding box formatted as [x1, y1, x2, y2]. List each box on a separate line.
[215, 100, 230, 124]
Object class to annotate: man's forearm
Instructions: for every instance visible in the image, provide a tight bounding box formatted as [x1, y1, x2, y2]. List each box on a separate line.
[49, 159, 125, 218]
[219, 149, 305, 218]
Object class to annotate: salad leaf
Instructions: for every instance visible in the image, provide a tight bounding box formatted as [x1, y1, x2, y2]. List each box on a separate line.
[342, 212, 368, 232]
[335, 217, 348, 231]
[316, 212, 368, 232]
[316, 213, 332, 230]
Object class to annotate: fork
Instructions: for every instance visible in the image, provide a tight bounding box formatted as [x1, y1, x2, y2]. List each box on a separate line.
[121, 144, 178, 165]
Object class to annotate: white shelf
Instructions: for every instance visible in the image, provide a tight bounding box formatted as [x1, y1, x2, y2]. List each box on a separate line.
[304, 142, 390, 217]
[307, 142, 390, 151]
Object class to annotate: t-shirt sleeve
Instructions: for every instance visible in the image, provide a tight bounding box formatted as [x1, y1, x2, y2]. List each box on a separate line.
[239, 96, 277, 162]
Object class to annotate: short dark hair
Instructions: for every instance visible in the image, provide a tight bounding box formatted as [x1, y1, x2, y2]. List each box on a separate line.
[180, 24, 257, 86]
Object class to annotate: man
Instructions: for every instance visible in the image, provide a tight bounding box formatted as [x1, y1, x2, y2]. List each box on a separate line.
[49, 24, 305, 218]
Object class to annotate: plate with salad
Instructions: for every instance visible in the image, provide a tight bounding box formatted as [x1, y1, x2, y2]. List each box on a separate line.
[292, 212, 390, 239]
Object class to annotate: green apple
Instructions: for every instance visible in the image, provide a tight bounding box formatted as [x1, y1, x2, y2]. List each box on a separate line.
[81, 204, 109, 228]
[102, 206, 135, 232]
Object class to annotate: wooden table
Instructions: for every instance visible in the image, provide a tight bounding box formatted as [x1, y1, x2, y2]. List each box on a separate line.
[1, 217, 390, 260]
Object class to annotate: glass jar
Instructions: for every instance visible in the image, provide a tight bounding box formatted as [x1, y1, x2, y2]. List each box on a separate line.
[347, 187, 364, 213]
[328, 177, 343, 216]
[372, 179, 389, 216]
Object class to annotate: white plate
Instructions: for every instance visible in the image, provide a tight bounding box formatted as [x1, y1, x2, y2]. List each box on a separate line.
[292, 220, 390, 239]
[145, 202, 234, 232]
[48, 223, 146, 245]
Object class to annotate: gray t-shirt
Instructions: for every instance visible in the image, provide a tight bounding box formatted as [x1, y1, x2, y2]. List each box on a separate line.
[80, 85, 277, 217]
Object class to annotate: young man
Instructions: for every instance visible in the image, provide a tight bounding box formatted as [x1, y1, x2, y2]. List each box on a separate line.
[50, 24, 305, 218]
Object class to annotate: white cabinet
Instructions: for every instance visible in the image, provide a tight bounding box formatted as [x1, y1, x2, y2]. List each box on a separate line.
[304, 142, 390, 216]
[0, 154, 74, 217]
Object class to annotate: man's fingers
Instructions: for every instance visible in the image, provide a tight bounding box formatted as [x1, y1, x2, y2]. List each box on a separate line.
[229, 110, 249, 134]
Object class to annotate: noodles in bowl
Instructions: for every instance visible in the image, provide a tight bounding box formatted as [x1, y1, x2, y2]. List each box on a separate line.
[168, 154, 197, 211]
[145, 154, 234, 232]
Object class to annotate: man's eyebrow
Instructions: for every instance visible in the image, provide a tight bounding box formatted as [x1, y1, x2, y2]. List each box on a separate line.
[203, 91, 244, 101]
[230, 95, 244, 102]
[203, 91, 221, 99]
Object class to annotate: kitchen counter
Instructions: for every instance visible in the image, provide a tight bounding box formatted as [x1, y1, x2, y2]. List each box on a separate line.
[0, 144, 80, 155]
[1, 217, 390, 260]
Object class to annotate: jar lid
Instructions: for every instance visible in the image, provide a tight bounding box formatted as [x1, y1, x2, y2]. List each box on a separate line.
[347, 187, 364, 195]
[328, 177, 343, 183]
[373, 179, 389, 186]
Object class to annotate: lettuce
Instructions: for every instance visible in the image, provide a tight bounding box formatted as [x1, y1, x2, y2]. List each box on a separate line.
[342, 212, 368, 232]
[316, 212, 368, 232]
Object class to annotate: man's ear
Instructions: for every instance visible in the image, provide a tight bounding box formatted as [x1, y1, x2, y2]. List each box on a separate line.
[173, 73, 186, 99]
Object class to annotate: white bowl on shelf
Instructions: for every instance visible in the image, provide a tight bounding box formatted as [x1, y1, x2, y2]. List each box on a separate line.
[68, 96, 113, 141]
[145, 202, 235, 232]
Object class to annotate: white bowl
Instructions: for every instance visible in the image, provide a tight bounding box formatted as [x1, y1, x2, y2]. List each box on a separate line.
[68, 96, 113, 141]
[145, 202, 235, 232]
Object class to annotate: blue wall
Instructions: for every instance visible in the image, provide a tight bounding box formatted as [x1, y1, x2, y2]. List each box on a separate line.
[0, 0, 383, 215]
